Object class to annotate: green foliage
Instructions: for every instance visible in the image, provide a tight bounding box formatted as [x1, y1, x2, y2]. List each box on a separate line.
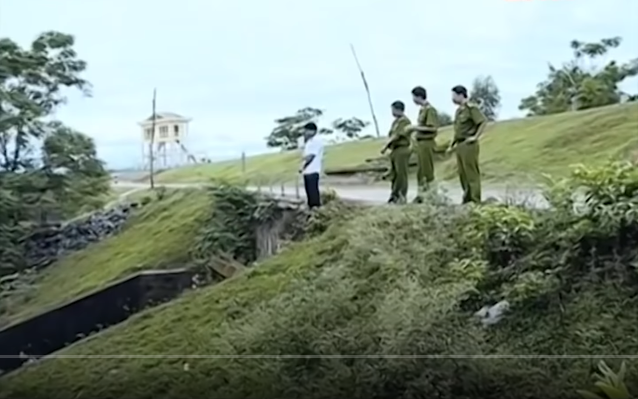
[41, 122, 111, 218]
[189, 182, 354, 270]
[0, 189, 212, 325]
[160, 103, 638, 185]
[331, 116, 370, 139]
[265, 107, 332, 150]
[577, 361, 632, 399]
[520, 36, 637, 116]
[470, 75, 501, 121]
[0, 31, 109, 276]
[265, 107, 371, 149]
[191, 180, 282, 265]
[304, 198, 361, 238]
[6, 162, 638, 398]
[438, 111, 453, 126]
[154, 185, 167, 201]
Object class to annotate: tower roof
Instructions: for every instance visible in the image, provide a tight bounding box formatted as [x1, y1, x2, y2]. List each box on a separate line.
[144, 112, 187, 121]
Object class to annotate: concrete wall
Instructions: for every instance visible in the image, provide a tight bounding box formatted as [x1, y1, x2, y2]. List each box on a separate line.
[0, 269, 194, 376]
[255, 207, 302, 259]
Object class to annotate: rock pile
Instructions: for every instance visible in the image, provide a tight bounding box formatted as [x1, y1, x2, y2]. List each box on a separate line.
[23, 202, 139, 270]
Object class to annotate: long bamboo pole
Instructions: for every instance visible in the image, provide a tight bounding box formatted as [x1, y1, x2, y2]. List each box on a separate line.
[350, 44, 381, 138]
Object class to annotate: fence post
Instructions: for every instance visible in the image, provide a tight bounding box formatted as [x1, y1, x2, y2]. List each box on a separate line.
[280, 182, 284, 197]
[241, 151, 246, 174]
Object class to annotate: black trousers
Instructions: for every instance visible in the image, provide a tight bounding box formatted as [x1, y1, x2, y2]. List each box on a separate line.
[303, 172, 321, 209]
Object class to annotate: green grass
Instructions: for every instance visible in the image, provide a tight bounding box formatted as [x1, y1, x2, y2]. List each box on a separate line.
[157, 103, 638, 184]
[3, 172, 638, 398]
[0, 189, 211, 326]
[101, 186, 136, 205]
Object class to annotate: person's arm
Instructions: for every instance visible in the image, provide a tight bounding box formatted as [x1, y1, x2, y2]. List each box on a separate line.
[383, 117, 410, 152]
[300, 140, 317, 172]
[413, 107, 439, 133]
[382, 121, 397, 153]
[469, 106, 487, 140]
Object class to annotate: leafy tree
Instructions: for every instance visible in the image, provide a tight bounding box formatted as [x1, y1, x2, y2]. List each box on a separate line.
[331, 117, 369, 139]
[0, 31, 105, 275]
[265, 107, 333, 150]
[470, 75, 501, 121]
[439, 112, 453, 127]
[0, 32, 90, 171]
[519, 36, 638, 116]
[41, 123, 110, 217]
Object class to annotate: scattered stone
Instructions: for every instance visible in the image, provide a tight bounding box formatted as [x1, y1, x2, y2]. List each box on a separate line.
[22, 202, 138, 270]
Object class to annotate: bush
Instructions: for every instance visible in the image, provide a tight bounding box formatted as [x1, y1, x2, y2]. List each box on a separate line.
[190, 181, 281, 265]
[3, 162, 638, 399]
[577, 360, 632, 399]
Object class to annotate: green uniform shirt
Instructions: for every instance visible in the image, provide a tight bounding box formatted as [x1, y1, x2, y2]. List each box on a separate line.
[415, 104, 439, 140]
[388, 115, 411, 149]
[453, 103, 486, 141]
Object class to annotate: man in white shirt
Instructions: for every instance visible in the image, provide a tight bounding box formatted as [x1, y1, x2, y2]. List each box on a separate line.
[299, 122, 324, 209]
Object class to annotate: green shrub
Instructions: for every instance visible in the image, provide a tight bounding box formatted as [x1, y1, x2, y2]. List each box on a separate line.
[191, 181, 280, 265]
[3, 162, 638, 399]
[577, 361, 632, 399]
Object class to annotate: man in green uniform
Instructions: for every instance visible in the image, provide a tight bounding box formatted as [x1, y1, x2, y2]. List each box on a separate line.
[381, 101, 411, 204]
[407, 86, 439, 203]
[449, 85, 488, 204]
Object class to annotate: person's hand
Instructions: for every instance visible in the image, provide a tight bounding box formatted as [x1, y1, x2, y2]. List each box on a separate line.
[380, 147, 387, 155]
[466, 135, 478, 143]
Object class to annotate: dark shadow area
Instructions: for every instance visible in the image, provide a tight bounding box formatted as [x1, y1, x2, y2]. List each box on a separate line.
[0, 269, 194, 375]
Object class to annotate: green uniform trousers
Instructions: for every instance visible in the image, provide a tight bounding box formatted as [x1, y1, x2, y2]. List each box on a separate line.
[415, 139, 436, 194]
[455, 141, 481, 204]
[389, 146, 410, 203]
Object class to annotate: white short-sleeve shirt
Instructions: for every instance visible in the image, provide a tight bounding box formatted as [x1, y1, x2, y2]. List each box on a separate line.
[302, 135, 324, 175]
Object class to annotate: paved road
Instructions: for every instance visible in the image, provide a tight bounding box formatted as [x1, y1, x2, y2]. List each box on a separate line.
[113, 181, 548, 208]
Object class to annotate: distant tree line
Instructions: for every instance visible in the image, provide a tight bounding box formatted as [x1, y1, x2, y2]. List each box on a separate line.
[519, 36, 637, 116]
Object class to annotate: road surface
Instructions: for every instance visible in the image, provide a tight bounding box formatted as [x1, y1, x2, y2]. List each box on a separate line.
[112, 181, 548, 208]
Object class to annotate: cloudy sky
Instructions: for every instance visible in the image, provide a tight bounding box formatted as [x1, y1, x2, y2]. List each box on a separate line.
[1, 0, 636, 169]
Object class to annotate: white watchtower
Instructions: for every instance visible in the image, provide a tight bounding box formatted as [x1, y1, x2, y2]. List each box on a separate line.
[138, 112, 196, 170]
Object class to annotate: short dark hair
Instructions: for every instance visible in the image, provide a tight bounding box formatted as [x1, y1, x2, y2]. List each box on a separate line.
[451, 85, 468, 98]
[411, 86, 427, 100]
[391, 101, 405, 111]
[303, 122, 317, 132]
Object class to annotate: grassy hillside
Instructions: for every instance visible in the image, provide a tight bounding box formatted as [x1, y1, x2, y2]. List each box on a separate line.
[0, 189, 211, 326]
[157, 103, 638, 184]
[3, 162, 638, 399]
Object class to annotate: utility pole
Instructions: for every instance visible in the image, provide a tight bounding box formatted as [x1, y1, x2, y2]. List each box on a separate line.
[149, 88, 157, 190]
